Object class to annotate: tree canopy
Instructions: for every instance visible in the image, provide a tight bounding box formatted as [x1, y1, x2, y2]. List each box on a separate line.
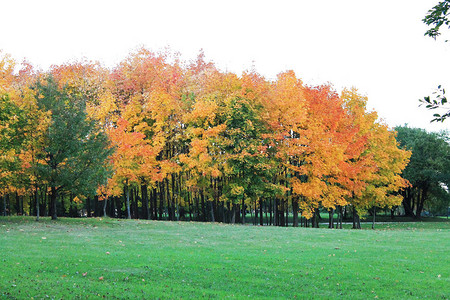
[0, 48, 412, 226]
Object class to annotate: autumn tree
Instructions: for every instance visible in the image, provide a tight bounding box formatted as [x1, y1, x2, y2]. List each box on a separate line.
[0, 94, 27, 215]
[0, 53, 28, 215]
[108, 48, 185, 220]
[341, 89, 410, 228]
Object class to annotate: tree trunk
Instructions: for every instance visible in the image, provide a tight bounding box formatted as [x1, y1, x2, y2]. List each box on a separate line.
[86, 196, 91, 217]
[35, 187, 40, 221]
[3, 195, 7, 216]
[110, 196, 115, 217]
[273, 199, 278, 226]
[285, 201, 289, 227]
[142, 184, 150, 220]
[200, 190, 206, 222]
[241, 198, 245, 224]
[279, 200, 285, 227]
[372, 206, 376, 230]
[269, 199, 273, 226]
[50, 186, 57, 220]
[292, 200, 298, 227]
[158, 182, 164, 220]
[152, 187, 158, 220]
[352, 207, 361, 229]
[328, 208, 334, 229]
[254, 199, 258, 225]
[402, 188, 415, 217]
[134, 188, 139, 219]
[265, 200, 269, 226]
[15, 192, 20, 216]
[210, 201, 215, 223]
[103, 197, 108, 218]
[416, 185, 428, 219]
[125, 183, 131, 219]
[166, 178, 172, 221]
[188, 192, 193, 221]
[260, 199, 264, 226]
[312, 209, 319, 228]
[231, 203, 236, 224]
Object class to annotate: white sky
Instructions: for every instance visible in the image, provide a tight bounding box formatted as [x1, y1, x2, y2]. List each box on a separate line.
[1, 0, 450, 132]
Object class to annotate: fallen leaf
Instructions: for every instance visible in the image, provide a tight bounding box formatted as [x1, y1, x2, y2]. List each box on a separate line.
[99, 276, 104, 280]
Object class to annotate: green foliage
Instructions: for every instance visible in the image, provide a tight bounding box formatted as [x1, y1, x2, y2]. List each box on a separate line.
[222, 97, 279, 204]
[34, 76, 112, 197]
[420, 85, 450, 122]
[423, 0, 450, 39]
[0, 94, 26, 190]
[395, 126, 450, 217]
[0, 94, 25, 151]
[396, 127, 450, 185]
[421, 2, 450, 121]
[0, 217, 448, 299]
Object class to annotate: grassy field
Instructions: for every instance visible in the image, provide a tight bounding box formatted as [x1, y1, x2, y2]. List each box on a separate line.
[0, 217, 449, 299]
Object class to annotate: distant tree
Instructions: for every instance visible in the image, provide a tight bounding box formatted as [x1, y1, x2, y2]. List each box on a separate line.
[33, 76, 112, 220]
[420, 1, 450, 121]
[395, 126, 450, 218]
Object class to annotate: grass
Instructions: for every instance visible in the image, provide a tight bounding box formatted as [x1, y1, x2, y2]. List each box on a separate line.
[0, 217, 449, 299]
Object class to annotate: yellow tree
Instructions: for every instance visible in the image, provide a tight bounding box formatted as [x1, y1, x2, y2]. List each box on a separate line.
[110, 48, 185, 219]
[342, 88, 410, 228]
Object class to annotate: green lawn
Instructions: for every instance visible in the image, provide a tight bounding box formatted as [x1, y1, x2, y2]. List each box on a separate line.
[0, 217, 449, 299]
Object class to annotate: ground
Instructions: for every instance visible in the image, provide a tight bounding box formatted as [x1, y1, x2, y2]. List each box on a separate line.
[0, 217, 449, 299]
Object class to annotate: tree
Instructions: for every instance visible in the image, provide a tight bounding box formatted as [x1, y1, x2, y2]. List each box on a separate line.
[34, 76, 112, 220]
[0, 94, 26, 215]
[0, 53, 28, 216]
[340, 89, 410, 228]
[395, 126, 450, 218]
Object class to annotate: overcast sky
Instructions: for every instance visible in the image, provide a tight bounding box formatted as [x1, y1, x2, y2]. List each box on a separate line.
[1, 0, 449, 132]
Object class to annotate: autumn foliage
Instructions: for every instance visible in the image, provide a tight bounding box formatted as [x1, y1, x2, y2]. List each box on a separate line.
[0, 48, 411, 226]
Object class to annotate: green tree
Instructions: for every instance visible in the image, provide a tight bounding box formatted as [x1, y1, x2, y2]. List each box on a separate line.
[34, 76, 112, 220]
[395, 126, 450, 218]
[222, 96, 279, 224]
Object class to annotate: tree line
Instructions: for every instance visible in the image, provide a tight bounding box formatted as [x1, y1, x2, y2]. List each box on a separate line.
[0, 48, 432, 227]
